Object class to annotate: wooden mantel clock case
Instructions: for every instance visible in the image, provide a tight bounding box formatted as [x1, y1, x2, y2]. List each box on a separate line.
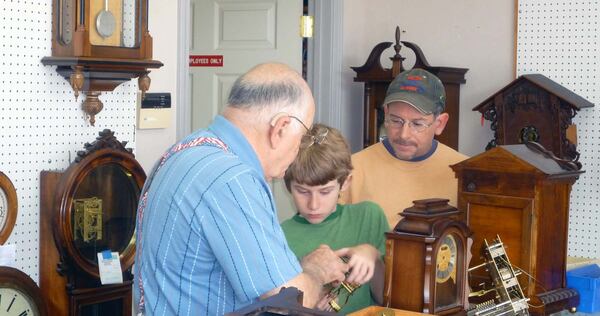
[384, 198, 471, 315]
[451, 142, 583, 315]
[42, 0, 163, 126]
[39, 130, 146, 316]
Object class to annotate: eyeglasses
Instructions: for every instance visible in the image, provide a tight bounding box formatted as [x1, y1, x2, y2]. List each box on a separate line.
[288, 115, 310, 133]
[384, 115, 435, 133]
[304, 127, 329, 148]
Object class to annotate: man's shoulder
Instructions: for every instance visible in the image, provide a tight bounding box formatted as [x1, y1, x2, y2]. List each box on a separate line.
[352, 142, 386, 162]
[435, 142, 469, 163]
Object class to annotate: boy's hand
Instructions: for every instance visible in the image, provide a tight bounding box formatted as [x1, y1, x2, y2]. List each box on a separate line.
[335, 244, 380, 285]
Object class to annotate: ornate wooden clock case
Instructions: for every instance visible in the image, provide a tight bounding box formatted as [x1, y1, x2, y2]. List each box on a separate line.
[384, 199, 471, 315]
[42, 0, 163, 126]
[39, 130, 146, 316]
[451, 142, 583, 315]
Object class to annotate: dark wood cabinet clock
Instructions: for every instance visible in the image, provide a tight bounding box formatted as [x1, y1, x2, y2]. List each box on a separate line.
[384, 198, 471, 315]
[39, 129, 146, 316]
[451, 142, 583, 315]
[42, 0, 163, 126]
[352, 26, 468, 149]
[473, 74, 594, 161]
[0, 266, 48, 316]
[0, 171, 18, 244]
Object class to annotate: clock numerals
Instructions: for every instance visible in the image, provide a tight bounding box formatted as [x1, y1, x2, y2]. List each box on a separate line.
[7, 294, 16, 312]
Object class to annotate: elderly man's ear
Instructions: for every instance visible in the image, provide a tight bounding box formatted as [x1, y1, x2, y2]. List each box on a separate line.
[268, 114, 292, 149]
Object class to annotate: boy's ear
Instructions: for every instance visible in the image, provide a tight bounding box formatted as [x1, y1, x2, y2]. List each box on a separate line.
[340, 174, 352, 192]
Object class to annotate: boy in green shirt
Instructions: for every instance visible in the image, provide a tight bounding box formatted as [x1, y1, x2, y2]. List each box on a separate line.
[281, 124, 390, 314]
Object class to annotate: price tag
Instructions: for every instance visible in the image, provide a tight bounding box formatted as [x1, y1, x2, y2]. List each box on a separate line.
[97, 250, 123, 284]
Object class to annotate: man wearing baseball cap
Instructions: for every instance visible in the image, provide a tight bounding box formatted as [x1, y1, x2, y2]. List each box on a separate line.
[340, 68, 467, 226]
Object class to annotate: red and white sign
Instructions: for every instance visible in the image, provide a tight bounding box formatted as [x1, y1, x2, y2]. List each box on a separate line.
[189, 55, 224, 67]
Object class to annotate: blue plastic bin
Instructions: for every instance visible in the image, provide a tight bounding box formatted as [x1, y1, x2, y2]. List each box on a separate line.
[566, 264, 600, 313]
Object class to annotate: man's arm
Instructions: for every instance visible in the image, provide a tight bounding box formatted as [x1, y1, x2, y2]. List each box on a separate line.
[261, 245, 348, 308]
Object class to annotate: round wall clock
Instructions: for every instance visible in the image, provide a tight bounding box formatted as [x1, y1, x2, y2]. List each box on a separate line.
[0, 171, 18, 244]
[0, 266, 47, 316]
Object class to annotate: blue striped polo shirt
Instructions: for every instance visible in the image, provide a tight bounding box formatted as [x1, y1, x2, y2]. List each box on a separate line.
[134, 115, 302, 316]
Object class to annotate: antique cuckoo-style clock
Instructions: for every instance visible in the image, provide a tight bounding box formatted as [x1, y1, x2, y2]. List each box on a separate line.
[384, 199, 471, 315]
[473, 74, 594, 161]
[42, 0, 163, 125]
[39, 129, 145, 315]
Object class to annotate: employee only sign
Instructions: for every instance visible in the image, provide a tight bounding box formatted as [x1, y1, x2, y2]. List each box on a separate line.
[189, 55, 224, 67]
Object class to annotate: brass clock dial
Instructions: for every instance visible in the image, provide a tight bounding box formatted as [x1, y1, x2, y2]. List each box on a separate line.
[0, 171, 17, 245]
[436, 234, 457, 284]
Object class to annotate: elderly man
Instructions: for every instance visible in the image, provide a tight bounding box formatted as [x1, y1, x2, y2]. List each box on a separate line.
[134, 63, 348, 315]
[340, 68, 468, 226]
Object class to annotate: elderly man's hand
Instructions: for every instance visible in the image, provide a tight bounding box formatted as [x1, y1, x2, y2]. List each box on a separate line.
[300, 245, 349, 286]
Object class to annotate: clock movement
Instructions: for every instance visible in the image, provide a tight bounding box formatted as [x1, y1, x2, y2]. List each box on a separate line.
[0, 266, 48, 316]
[42, 0, 163, 126]
[39, 129, 145, 315]
[384, 198, 471, 315]
[0, 171, 18, 245]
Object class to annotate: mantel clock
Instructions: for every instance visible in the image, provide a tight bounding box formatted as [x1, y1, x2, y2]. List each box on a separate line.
[39, 129, 146, 315]
[42, 0, 163, 126]
[384, 198, 471, 315]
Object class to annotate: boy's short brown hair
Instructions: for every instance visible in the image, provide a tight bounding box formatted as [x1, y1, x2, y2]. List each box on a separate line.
[284, 123, 353, 191]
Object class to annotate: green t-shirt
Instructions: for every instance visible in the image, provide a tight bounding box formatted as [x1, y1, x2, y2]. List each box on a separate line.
[281, 202, 390, 314]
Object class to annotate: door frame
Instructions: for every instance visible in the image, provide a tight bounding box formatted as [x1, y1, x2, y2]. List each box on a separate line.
[176, 0, 344, 139]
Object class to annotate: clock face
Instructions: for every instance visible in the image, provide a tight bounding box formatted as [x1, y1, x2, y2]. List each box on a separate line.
[436, 234, 457, 284]
[0, 188, 7, 229]
[0, 287, 39, 316]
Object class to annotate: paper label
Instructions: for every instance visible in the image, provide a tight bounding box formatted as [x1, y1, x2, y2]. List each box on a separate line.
[97, 250, 123, 285]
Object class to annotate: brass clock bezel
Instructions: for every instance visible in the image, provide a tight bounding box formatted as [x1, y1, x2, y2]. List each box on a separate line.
[435, 233, 458, 284]
[0, 266, 47, 316]
[0, 171, 18, 245]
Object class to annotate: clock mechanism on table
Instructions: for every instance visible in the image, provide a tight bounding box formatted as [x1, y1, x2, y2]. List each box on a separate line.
[467, 236, 530, 316]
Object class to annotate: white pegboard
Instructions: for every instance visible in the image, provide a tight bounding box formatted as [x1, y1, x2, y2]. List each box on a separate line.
[517, 0, 600, 258]
[0, 1, 138, 282]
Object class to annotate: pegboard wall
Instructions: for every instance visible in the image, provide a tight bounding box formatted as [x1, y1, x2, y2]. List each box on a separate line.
[517, 0, 600, 258]
[0, 1, 138, 282]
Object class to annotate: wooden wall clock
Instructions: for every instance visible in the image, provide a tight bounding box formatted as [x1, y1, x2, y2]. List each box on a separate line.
[42, 0, 163, 126]
[0, 266, 48, 316]
[39, 129, 146, 316]
[384, 199, 471, 315]
[0, 171, 18, 245]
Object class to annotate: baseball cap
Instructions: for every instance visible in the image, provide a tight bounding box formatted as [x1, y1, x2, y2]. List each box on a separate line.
[382, 68, 446, 115]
